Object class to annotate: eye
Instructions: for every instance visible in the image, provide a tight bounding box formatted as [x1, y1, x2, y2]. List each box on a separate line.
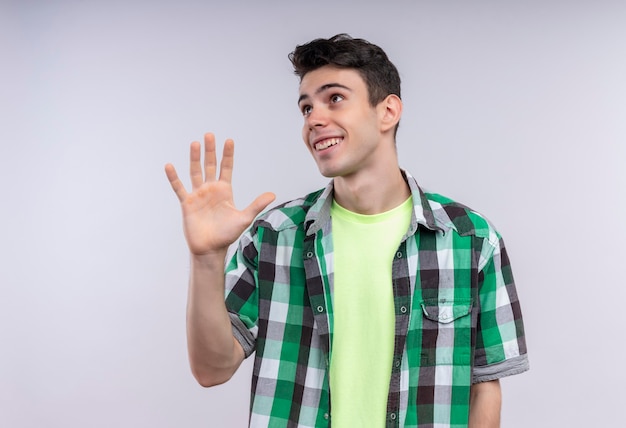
[301, 104, 312, 116]
[330, 94, 344, 103]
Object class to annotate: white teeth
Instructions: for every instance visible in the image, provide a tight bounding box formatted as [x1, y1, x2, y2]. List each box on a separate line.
[315, 138, 342, 151]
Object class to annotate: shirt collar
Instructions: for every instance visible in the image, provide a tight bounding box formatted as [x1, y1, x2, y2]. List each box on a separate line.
[304, 169, 448, 237]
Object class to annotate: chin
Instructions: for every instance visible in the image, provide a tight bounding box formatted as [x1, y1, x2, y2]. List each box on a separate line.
[314, 160, 353, 179]
[317, 167, 354, 179]
[315, 165, 341, 178]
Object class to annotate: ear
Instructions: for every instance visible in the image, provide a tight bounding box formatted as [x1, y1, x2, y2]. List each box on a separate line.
[378, 94, 403, 133]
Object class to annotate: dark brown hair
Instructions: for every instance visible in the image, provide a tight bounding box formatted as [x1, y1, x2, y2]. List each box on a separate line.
[289, 34, 401, 107]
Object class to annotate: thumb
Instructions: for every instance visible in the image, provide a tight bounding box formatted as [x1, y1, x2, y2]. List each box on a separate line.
[243, 192, 276, 219]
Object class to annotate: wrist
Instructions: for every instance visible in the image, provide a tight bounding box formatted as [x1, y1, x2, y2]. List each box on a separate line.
[190, 250, 228, 268]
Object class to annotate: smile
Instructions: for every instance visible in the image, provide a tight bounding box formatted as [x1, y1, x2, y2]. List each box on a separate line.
[315, 137, 342, 151]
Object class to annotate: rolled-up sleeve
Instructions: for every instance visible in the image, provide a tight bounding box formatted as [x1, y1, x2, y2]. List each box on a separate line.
[473, 236, 529, 383]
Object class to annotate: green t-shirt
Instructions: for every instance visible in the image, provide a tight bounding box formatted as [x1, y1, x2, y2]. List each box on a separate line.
[329, 197, 413, 427]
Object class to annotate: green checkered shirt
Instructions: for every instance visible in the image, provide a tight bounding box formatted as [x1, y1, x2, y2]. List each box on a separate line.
[225, 170, 528, 427]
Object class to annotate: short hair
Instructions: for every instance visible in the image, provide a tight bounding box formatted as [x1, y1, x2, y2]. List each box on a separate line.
[289, 34, 401, 107]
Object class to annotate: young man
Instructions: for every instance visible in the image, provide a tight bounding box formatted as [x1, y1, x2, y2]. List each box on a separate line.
[165, 34, 528, 428]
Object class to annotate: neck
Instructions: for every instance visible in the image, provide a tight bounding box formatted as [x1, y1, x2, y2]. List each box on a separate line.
[333, 166, 410, 215]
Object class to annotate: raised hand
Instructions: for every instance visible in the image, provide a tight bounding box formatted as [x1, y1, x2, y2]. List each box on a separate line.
[165, 133, 275, 256]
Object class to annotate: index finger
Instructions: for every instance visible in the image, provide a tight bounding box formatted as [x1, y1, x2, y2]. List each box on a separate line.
[218, 139, 235, 183]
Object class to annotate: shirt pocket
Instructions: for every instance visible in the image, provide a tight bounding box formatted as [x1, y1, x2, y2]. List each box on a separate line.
[419, 298, 474, 366]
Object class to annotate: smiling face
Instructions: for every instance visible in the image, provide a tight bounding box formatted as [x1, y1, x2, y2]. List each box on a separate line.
[298, 66, 398, 179]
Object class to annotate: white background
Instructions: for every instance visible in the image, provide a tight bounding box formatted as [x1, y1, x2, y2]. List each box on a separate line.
[1, 1, 625, 426]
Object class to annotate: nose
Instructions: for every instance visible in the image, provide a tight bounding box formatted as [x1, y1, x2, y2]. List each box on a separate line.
[306, 106, 328, 129]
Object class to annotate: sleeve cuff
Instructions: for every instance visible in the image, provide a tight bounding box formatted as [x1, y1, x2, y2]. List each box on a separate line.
[229, 312, 256, 358]
[472, 354, 530, 383]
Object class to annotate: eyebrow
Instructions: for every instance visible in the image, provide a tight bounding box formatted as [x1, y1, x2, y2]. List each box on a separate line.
[298, 83, 352, 105]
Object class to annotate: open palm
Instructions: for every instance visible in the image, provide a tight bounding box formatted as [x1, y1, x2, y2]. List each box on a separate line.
[165, 133, 275, 256]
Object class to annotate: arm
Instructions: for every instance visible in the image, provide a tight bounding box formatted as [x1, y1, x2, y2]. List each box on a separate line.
[468, 379, 501, 428]
[186, 250, 244, 387]
[165, 133, 275, 387]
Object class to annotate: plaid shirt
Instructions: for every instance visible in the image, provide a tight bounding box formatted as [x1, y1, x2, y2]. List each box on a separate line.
[225, 170, 528, 428]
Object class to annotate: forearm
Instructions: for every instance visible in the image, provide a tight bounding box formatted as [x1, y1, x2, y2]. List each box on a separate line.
[468, 379, 501, 428]
[186, 251, 243, 387]
[166, 134, 272, 387]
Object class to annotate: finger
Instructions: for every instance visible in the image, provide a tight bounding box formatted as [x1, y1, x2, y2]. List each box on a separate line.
[219, 139, 235, 183]
[164, 163, 188, 202]
[204, 133, 217, 183]
[189, 140, 203, 189]
[242, 192, 276, 220]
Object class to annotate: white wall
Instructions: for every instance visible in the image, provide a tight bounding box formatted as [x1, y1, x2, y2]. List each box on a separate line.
[1, 1, 624, 426]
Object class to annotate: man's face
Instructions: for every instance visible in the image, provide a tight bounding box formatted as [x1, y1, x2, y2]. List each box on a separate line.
[298, 66, 388, 178]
